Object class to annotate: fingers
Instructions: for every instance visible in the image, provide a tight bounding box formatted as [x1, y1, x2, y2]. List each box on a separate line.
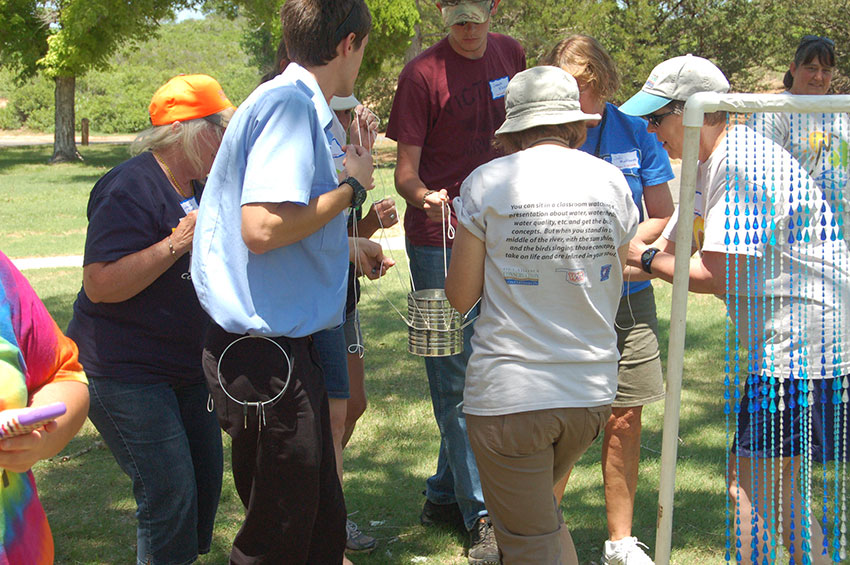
[374, 198, 398, 226]
[343, 145, 375, 190]
[423, 191, 452, 223]
[347, 106, 379, 150]
[0, 429, 48, 473]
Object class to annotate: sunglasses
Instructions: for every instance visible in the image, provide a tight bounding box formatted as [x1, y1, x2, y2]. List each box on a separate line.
[643, 109, 677, 128]
[800, 35, 835, 48]
[442, 0, 491, 6]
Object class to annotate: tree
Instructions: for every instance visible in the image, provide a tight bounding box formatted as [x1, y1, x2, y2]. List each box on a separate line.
[0, 0, 189, 162]
[202, 0, 418, 121]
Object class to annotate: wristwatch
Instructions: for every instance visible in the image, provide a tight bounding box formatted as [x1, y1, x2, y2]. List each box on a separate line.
[341, 177, 367, 210]
[641, 247, 660, 274]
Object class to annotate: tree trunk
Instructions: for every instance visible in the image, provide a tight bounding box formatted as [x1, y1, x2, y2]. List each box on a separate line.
[50, 75, 82, 163]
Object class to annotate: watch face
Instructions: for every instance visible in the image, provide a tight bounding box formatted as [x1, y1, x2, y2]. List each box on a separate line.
[641, 248, 657, 273]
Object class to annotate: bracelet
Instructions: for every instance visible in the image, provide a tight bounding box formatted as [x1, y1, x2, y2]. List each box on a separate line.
[422, 189, 435, 209]
[167, 236, 177, 258]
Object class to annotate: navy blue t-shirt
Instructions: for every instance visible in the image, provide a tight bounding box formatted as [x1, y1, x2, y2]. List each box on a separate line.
[67, 152, 208, 383]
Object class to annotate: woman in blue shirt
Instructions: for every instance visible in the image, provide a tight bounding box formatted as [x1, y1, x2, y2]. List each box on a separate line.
[542, 35, 675, 565]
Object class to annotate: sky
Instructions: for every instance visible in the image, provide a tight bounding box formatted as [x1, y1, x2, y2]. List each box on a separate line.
[176, 7, 205, 22]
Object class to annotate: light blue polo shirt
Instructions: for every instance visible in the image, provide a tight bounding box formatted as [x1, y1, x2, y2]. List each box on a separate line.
[192, 63, 348, 337]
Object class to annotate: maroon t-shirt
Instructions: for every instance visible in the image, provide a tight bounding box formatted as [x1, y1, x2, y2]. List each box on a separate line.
[386, 33, 526, 247]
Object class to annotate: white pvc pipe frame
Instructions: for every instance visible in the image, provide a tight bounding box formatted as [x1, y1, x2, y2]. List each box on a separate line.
[655, 93, 850, 565]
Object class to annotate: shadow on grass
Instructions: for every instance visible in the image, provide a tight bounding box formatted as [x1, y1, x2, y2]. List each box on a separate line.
[32, 271, 737, 563]
[0, 144, 129, 170]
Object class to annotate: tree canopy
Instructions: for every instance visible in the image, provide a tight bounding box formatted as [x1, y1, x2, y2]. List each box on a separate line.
[1, 0, 848, 142]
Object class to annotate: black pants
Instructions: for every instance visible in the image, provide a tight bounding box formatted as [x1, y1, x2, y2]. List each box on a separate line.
[203, 323, 346, 564]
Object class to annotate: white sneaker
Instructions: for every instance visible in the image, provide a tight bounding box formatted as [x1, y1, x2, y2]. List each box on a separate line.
[601, 537, 655, 565]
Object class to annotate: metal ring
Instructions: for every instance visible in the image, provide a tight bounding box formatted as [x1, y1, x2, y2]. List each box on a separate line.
[216, 335, 292, 409]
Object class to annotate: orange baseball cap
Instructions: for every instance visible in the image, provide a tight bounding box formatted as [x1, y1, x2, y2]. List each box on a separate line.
[149, 74, 236, 126]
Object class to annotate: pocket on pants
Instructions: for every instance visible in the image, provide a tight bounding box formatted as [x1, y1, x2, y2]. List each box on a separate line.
[585, 404, 612, 445]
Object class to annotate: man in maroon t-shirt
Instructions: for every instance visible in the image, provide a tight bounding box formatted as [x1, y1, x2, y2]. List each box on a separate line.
[385, 2, 525, 563]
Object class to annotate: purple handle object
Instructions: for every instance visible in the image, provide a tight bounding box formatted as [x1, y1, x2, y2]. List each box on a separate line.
[0, 402, 67, 438]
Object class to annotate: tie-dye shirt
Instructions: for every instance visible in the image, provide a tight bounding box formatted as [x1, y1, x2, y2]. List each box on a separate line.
[0, 251, 87, 564]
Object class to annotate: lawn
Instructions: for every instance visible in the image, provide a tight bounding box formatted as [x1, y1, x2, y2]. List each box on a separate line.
[5, 144, 765, 564]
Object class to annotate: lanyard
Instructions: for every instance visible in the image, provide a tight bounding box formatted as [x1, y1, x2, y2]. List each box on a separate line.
[592, 107, 608, 158]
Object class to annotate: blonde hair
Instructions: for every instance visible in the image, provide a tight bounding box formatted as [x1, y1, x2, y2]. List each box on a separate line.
[541, 35, 620, 101]
[131, 117, 224, 173]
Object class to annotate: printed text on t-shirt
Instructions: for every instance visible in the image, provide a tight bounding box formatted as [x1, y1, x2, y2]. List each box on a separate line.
[506, 201, 616, 261]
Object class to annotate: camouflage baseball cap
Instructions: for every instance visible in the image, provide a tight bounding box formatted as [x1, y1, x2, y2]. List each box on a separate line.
[439, 0, 491, 27]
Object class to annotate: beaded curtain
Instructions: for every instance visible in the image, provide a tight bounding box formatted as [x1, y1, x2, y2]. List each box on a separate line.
[722, 110, 849, 564]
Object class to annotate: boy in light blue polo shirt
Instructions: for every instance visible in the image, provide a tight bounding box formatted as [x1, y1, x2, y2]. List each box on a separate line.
[191, 1, 378, 562]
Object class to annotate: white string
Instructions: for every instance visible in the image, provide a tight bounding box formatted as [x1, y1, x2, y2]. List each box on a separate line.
[440, 200, 455, 278]
[347, 106, 412, 329]
[614, 266, 637, 331]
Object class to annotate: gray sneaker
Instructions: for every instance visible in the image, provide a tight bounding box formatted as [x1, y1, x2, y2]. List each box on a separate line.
[345, 518, 376, 554]
[468, 516, 499, 564]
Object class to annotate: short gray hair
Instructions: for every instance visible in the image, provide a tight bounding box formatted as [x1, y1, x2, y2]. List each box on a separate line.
[666, 100, 726, 126]
[131, 118, 223, 173]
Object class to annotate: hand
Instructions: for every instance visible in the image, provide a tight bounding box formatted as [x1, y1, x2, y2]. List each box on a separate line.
[171, 210, 198, 256]
[423, 189, 450, 224]
[0, 412, 58, 474]
[627, 237, 649, 268]
[370, 198, 398, 229]
[350, 238, 396, 280]
[342, 145, 375, 191]
[348, 105, 379, 150]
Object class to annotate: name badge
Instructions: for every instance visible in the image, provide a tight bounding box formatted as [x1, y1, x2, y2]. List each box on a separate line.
[330, 137, 344, 160]
[489, 76, 509, 100]
[611, 151, 640, 170]
[180, 196, 199, 214]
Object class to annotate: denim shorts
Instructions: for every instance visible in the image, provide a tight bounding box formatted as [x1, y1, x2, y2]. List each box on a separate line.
[734, 375, 849, 461]
[312, 324, 350, 399]
[343, 309, 363, 352]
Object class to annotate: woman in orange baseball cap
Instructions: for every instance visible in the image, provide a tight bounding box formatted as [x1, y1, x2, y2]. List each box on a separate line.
[66, 74, 234, 565]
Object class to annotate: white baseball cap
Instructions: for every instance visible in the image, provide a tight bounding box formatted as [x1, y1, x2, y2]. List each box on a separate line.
[494, 66, 601, 135]
[439, 0, 491, 27]
[619, 55, 730, 116]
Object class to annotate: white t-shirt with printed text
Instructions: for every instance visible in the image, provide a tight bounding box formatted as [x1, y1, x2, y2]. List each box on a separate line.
[455, 144, 639, 416]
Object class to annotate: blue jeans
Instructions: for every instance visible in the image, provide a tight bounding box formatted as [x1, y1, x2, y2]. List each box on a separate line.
[88, 378, 223, 565]
[407, 241, 486, 530]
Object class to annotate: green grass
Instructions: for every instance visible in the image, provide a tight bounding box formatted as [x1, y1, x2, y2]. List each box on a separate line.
[25, 267, 741, 564]
[0, 144, 402, 260]
[0, 145, 131, 258]
[8, 143, 803, 564]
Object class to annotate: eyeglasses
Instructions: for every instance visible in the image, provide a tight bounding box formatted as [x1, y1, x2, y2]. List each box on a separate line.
[800, 35, 835, 48]
[643, 110, 677, 128]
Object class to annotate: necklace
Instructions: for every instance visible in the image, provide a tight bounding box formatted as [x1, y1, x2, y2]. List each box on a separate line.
[153, 152, 192, 199]
[528, 137, 570, 149]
